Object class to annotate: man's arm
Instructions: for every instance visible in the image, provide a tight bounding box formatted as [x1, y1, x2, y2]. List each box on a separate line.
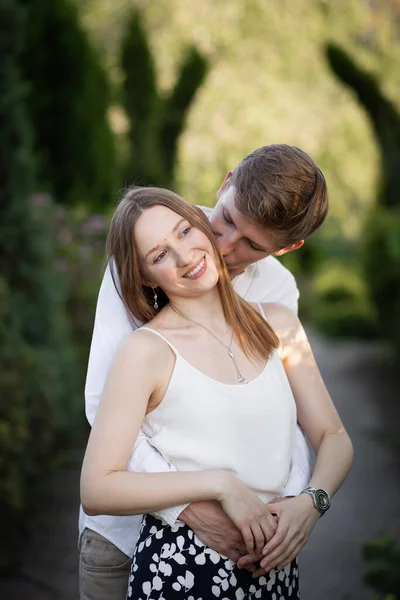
[85, 264, 187, 526]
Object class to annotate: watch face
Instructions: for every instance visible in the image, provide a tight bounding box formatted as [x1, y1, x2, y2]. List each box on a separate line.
[315, 489, 331, 512]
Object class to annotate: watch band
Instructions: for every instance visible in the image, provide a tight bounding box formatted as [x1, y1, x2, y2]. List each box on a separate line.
[300, 487, 331, 516]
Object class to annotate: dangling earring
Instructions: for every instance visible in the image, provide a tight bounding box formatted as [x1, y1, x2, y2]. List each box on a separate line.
[153, 288, 158, 310]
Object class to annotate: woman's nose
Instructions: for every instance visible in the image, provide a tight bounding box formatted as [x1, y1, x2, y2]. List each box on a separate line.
[175, 247, 194, 267]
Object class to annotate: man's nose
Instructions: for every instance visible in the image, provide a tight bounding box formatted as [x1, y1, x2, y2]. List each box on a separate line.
[217, 230, 240, 256]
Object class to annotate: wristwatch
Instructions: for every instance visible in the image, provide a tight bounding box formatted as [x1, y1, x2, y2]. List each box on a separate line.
[300, 487, 331, 516]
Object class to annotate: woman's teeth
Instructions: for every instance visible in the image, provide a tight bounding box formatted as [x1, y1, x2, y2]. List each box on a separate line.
[185, 258, 205, 278]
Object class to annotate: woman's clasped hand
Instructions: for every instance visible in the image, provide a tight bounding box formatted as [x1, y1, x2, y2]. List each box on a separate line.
[236, 494, 320, 577]
[216, 471, 279, 555]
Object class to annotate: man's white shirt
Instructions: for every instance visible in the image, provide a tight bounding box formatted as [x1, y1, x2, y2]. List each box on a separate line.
[80, 216, 310, 558]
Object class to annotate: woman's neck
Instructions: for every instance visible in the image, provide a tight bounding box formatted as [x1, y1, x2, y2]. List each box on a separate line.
[167, 287, 225, 326]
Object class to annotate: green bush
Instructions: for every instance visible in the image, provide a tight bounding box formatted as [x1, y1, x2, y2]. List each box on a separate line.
[326, 43, 400, 355]
[0, 0, 80, 572]
[121, 7, 208, 188]
[308, 261, 377, 338]
[363, 536, 400, 599]
[364, 207, 400, 354]
[34, 194, 108, 367]
[19, 0, 118, 209]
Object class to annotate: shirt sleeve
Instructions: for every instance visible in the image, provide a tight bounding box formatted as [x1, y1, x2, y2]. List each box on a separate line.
[283, 425, 311, 496]
[258, 257, 299, 315]
[85, 264, 187, 526]
[84, 263, 138, 426]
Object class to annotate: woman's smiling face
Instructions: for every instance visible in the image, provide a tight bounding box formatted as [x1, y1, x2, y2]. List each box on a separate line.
[135, 205, 219, 299]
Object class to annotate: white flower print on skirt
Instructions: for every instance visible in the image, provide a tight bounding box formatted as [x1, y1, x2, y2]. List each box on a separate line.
[126, 515, 300, 599]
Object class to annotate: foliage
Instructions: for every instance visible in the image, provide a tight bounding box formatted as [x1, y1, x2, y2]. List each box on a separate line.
[19, 0, 118, 210]
[120, 7, 208, 188]
[0, 0, 79, 573]
[326, 43, 400, 211]
[306, 261, 377, 338]
[363, 536, 400, 599]
[326, 43, 400, 353]
[76, 0, 400, 236]
[34, 194, 108, 366]
[364, 207, 400, 353]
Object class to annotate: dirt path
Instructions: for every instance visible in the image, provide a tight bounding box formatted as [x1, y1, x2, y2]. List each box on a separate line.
[1, 331, 399, 599]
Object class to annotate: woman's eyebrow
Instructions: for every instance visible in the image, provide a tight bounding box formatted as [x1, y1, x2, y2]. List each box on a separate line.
[144, 218, 186, 260]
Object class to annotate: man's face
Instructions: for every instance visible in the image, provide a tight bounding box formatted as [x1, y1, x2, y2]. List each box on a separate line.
[209, 183, 286, 278]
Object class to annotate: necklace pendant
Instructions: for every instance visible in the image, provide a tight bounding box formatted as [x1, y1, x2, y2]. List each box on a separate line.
[228, 350, 235, 358]
[237, 374, 247, 384]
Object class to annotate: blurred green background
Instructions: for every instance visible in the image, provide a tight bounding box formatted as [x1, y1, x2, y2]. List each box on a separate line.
[1, 0, 400, 595]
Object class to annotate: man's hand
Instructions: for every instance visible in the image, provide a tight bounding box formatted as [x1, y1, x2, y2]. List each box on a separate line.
[237, 495, 319, 577]
[179, 501, 257, 572]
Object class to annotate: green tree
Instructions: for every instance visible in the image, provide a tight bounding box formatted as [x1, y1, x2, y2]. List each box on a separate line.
[0, 0, 79, 572]
[121, 7, 208, 188]
[19, 0, 118, 209]
[326, 43, 400, 354]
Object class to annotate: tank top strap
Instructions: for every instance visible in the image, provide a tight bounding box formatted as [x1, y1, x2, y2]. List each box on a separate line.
[139, 326, 179, 356]
[257, 302, 267, 320]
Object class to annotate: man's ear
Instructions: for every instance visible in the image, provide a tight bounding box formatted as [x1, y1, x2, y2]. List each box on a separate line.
[273, 240, 304, 257]
[216, 170, 233, 199]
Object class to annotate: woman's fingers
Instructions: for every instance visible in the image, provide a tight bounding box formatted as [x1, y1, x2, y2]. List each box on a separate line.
[260, 533, 298, 571]
[260, 514, 276, 547]
[262, 521, 287, 556]
[241, 524, 255, 554]
[251, 521, 266, 555]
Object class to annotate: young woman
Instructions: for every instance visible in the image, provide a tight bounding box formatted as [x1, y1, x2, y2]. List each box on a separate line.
[81, 187, 353, 599]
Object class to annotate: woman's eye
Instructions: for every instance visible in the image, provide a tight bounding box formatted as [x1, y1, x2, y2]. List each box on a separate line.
[154, 250, 167, 263]
[181, 226, 192, 237]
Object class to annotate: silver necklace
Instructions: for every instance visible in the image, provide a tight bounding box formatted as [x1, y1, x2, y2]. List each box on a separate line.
[170, 305, 247, 384]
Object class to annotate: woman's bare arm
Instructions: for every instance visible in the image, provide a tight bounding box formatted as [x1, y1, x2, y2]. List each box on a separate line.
[80, 330, 224, 516]
[249, 303, 354, 574]
[268, 302, 354, 495]
[80, 328, 278, 555]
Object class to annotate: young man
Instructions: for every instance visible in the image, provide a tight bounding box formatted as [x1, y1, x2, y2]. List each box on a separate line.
[80, 144, 328, 600]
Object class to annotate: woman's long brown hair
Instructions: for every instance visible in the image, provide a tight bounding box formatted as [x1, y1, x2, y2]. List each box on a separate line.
[107, 186, 279, 361]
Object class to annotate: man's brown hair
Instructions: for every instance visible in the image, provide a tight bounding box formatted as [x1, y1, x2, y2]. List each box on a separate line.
[229, 144, 328, 246]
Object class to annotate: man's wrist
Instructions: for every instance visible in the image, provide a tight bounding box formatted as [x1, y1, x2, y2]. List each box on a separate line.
[178, 504, 193, 524]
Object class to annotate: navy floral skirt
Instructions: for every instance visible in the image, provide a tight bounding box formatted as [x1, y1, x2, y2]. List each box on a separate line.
[127, 515, 300, 599]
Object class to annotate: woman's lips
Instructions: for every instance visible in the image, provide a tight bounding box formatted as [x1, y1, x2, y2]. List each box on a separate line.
[183, 256, 207, 280]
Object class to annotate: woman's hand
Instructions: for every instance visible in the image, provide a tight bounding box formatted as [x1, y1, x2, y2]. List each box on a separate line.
[217, 472, 278, 555]
[257, 494, 319, 573]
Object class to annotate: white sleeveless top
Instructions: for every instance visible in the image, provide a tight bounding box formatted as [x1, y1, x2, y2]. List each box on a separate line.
[140, 306, 297, 504]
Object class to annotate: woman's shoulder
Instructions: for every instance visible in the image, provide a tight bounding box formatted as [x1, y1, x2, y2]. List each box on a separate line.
[258, 302, 298, 327]
[119, 325, 174, 364]
[258, 302, 301, 347]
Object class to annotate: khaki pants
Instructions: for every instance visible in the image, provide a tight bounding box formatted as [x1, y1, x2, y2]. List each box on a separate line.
[79, 528, 131, 600]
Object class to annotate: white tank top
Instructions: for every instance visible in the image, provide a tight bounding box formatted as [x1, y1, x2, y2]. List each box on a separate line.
[140, 305, 297, 503]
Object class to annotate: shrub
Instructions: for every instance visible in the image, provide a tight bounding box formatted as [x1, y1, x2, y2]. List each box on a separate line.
[308, 261, 377, 339]
[363, 536, 400, 599]
[0, 0, 80, 572]
[121, 7, 208, 188]
[326, 43, 400, 355]
[19, 0, 118, 210]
